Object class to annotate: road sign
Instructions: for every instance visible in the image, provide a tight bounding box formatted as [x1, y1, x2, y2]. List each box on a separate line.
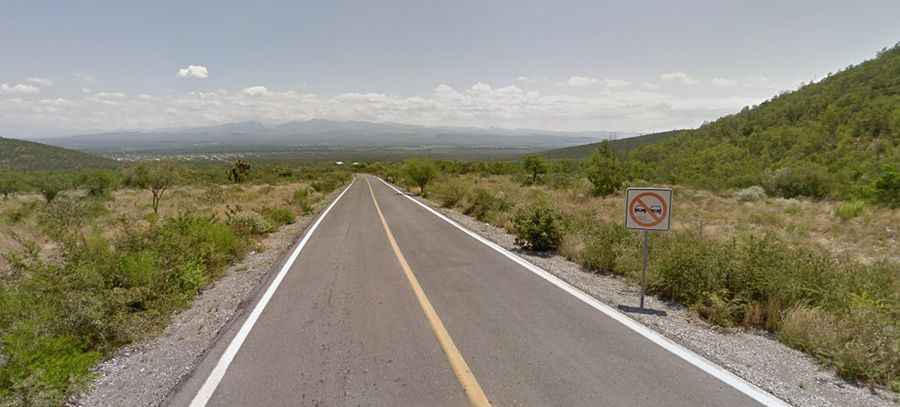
[625, 187, 672, 231]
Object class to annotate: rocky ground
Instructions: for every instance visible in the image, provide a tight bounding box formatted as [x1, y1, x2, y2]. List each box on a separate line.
[416, 194, 898, 407]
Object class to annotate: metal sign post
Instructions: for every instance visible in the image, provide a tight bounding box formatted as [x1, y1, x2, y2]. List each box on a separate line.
[624, 187, 672, 312]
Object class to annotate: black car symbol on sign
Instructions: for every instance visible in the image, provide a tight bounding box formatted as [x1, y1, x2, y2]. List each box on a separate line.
[634, 206, 647, 214]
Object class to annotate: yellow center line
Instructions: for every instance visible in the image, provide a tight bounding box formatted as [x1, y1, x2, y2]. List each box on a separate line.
[365, 177, 492, 407]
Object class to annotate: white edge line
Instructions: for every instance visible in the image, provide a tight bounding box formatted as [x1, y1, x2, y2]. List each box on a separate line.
[189, 179, 356, 407]
[376, 177, 789, 407]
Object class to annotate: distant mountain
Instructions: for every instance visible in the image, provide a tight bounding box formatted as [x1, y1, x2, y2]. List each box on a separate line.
[0, 137, 118, 171]
[541, 130, 685, 159]
[36, 120, 628, 154]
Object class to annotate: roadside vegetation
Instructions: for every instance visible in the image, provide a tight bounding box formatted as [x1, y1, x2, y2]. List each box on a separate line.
[0, 162, 350, 405]
[371, 134, 899, 392]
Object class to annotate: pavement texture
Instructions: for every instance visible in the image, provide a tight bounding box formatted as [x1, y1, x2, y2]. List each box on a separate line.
[168, 175, 768, 407]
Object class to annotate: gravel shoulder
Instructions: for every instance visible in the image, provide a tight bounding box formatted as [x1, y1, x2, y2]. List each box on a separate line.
[413, 194, 898, 407]
[69, 189, 343, 407]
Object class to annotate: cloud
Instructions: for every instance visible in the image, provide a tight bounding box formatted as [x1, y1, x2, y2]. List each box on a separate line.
[567, 76, 598, 87]
[711, 77, 738, 87]
[0, 83, 40, 95]
[515, 76, 535, 83]
[567, 76, 630, 88]
[176, 65, 209, 79]
[0, 81, 769, 134]
[660, 72, 699, 85]
[641, 82, 661, 90]
[26, 77, 53, 87]
[242, 86, 269, 96]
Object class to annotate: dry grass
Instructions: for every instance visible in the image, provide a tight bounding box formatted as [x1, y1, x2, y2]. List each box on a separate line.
[0, 182, 319, 274]
[447, 175, 899, 264]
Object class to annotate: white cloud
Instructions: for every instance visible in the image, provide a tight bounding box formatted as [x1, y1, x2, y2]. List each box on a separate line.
[711, 77, 738, 87]
[176, 65, 209, 79]
[0, 83, 40, 95]
[641, 82, 661, 90]
[242, 86, 269, 96]
[26, 77, 53, 87]
[0, 80, 770, 134]
[515, 76, 535, 83]
[660, 72, 699, 85]
[567, 76, 630, 88]
[567, 76, 598, 87]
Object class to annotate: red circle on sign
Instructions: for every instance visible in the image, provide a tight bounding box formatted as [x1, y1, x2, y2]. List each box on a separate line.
[628, 192, 668, 227]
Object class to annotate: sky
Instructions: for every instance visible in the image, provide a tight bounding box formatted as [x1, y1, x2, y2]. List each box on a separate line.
[1, 0, 899, 138]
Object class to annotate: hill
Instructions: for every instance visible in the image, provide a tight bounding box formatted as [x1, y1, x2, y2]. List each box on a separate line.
[614, 43, 899, 201]
[0, 137, 118, 171]
[541, 130, 684, 159]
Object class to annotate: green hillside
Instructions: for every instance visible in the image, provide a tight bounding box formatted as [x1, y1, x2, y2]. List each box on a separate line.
[577, 43, 900, 202]
[0, 137, 118, 171]
[541, 130, 684, 159]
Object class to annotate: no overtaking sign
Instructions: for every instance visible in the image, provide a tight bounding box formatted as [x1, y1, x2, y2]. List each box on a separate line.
[625, 187, 672, 231]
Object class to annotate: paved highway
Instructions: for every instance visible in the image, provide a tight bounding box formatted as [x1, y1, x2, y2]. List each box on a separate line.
[168, 175, 785, 406]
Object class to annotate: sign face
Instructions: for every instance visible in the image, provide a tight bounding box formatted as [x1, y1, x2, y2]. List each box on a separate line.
[625, 187, 672, 231]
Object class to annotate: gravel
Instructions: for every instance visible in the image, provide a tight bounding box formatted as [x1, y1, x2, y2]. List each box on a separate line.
[418, 195, 898, 407]
[68, 192, 340, 407]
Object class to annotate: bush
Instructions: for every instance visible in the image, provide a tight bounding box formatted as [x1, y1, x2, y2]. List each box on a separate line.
[734, 185, 767, 202]
[764, 163, 830, 199]
[522, 155, 548, 184]
[403, 159, 438, 196]
[260, 206, 295, 227]
[512, 205, 563, 252]
[293, 186, 314, 214]
[833, 200, 865, 220]
[463, 188, 509, 222]
[82, 170, 119, 198]
[433, 178, 469, 208]
[226, 211, 273, 235]
[873, 166, 900, 208]
[578, 223, 631, 273]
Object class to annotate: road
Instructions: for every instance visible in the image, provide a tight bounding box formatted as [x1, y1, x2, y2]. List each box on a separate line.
[169, 175, 784, 407]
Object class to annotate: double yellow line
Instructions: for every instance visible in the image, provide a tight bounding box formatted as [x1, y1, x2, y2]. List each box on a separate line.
[365, 177, 491, 407]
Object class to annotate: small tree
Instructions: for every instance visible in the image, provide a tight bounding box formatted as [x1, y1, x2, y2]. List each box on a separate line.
[35, 176, 66, 203]
[874, 166, 900, 208]
[228, 160, 252, 183]
[512, 205, 563, 251]
[522, 155, 548, 184]
[131, 164, 176, 215]
[0, 172, 23, 199]
[585, 141, 625, 196]
[403, 159, 438, 196]
[83, 170, 118, 198]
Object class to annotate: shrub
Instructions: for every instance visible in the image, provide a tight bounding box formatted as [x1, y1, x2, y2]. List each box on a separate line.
[873, 166, 900, 208]
[463, 188, 509, 222]
[260, 206, 295, 227]
[833, 200, 865, 220]
[764, 163, 830, 199]
[585, 141, 626, 196]
[293, 187, 314, 214]
[82, 170, 119, 198]
[433, 178, 469, 208]
[128, 163, 177, 215]
[512, 205, 563, 252]
[578, 223, 631, 273]
[227, 211, 273, 235]
[734, 185, 767, 202]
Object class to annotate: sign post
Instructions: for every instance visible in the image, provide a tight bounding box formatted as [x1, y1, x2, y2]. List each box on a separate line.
[624, 187, 672, 311]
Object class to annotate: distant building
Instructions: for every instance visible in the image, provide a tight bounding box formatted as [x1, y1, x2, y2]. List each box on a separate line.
[335, 161, 344, 166]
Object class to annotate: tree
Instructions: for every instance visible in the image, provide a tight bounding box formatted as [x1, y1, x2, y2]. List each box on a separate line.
[585, 141, 625, 196]
[131, 164, 176, 215]
[522, 155, 548, 184]
[35, 175, 67, 203]
[403, 159, 438, 197]
[0, 172, 24, 199]
[82, 170, 118, 198]
[228, 160, 252, 183]
[874, 166, 900, 208]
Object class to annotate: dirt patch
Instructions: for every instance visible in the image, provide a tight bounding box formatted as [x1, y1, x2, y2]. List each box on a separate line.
[68, 189, 342, 407]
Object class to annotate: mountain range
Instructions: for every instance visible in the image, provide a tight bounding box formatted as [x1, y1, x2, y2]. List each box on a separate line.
[35, 120, 629, 154]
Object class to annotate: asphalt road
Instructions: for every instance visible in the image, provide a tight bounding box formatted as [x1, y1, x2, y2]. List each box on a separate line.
[169, 175, 783, 407]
